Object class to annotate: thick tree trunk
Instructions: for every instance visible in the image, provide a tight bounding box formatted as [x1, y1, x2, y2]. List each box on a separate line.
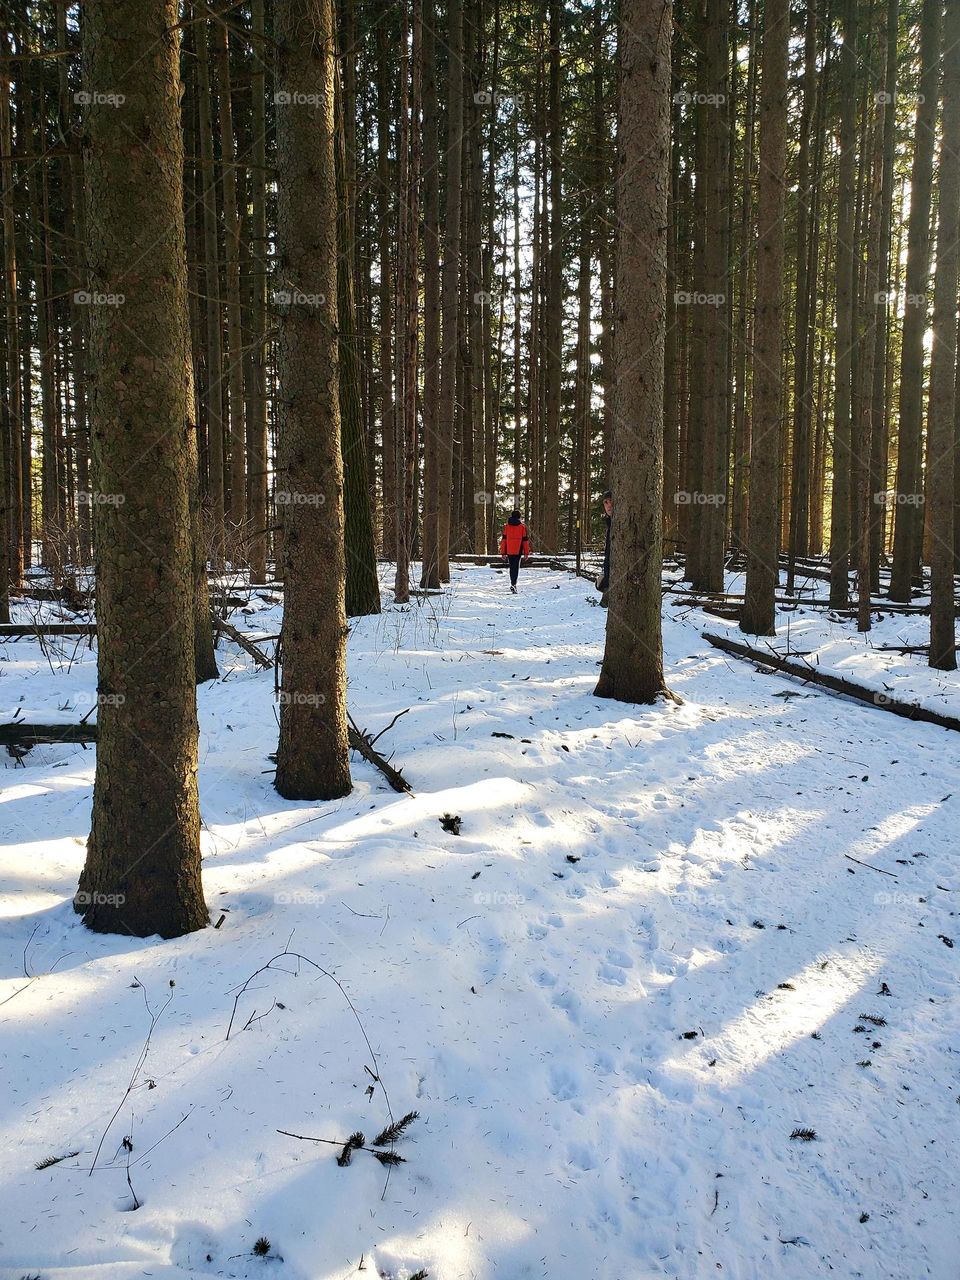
[274, 0, 352, 799]
[594, 0, 672, 704]
[740, 0, 788, 636]
[541, 0, 563, 552]
[927, 0, 960, 671]
[77, 0, 206, 938]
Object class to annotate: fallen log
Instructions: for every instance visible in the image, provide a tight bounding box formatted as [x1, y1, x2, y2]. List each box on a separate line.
[2, 717, 416, 794]
[702, 631, 960, 733]
[0, 622, 96, 638]
[0, 722, 96, 749]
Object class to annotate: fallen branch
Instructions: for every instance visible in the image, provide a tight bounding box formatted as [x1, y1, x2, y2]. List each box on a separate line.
[213, 615, 273, 668]
[348, 714, 413, 794]
[703, 631, 960, 733]
[844, 854, 898, 878]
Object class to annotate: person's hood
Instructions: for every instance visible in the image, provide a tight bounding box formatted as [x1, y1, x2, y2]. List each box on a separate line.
[507, 513, 522, 525]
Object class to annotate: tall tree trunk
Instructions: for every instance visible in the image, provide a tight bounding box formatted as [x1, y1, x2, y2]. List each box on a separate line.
[787, 0, 817, 585]
[376, 19, 396, 560]
[541, 0, 563, 553]
[889, 0, 939, 599]
[868, 0, 899, 592]
[393, 0, 422, 602]
[274, 0, 352, 799]
[77, 0, 206, 938]
[420, 0, 443, 587]
[247, 0, 270, 582]
[0, 31, 20, 613]
[927, 0, 960, 670]
[595, 0, 672, 704]
[740, 0, 788, 635]
[195, 6, 226, 566]
[695, 0, 731, 594]
[437, 0, 463, 581]
[829, 0, 860, 607]
[336, 41, 381, 617]
[214, 18, 247, 552]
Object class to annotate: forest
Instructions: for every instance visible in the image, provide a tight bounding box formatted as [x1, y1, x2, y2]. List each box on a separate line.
[0, 0, 958, 1277]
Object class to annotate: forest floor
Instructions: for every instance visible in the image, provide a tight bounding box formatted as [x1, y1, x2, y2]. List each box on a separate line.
[0, 563, 958, 1280]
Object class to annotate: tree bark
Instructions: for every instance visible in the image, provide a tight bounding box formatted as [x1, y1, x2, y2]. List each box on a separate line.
[889, 0, 940, 600]
[77, 0, 206, 938]
[273, 0, 352, 799]
[419, 0, 443, 588]
[741, 0, 788, 636]
[437, 0, 463, 581]
[595, 0, 672, 704]
[336, 44, 381, 618]
[927, 0, 960, 671]
[828, 0, 860, 607]
[213, 18, 247, 551]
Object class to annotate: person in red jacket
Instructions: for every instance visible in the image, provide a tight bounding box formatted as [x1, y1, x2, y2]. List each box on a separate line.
[499, 511, 531, 593]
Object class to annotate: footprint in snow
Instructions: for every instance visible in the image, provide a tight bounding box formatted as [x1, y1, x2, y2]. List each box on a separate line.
[606, 947, 634, 968]
[549, 1065, 581, 1101]
[552, 989, 582, 1024]
[533, 967, 558, 988]
[598, 962, 628, 986]
[567, 1142, 598, 1171]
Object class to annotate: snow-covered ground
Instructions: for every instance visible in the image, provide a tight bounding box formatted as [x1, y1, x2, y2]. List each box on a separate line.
[0, 564, 957, 1280]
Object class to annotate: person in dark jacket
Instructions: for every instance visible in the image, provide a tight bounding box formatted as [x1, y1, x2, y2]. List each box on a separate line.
[499, 511, 531, 593]
[596, 491, 613, 598]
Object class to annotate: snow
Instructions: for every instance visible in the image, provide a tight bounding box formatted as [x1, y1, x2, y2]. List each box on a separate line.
[0, 563, 958, 1279]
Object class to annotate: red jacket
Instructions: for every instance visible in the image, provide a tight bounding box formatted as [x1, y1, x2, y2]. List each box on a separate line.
[500, 520, 530, 557]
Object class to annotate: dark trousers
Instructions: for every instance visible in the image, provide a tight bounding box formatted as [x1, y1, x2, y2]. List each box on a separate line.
[507, 554, 521, 586]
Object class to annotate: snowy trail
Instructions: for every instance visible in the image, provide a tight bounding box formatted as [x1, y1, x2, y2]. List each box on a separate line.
[0, 565, 957, 1280]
